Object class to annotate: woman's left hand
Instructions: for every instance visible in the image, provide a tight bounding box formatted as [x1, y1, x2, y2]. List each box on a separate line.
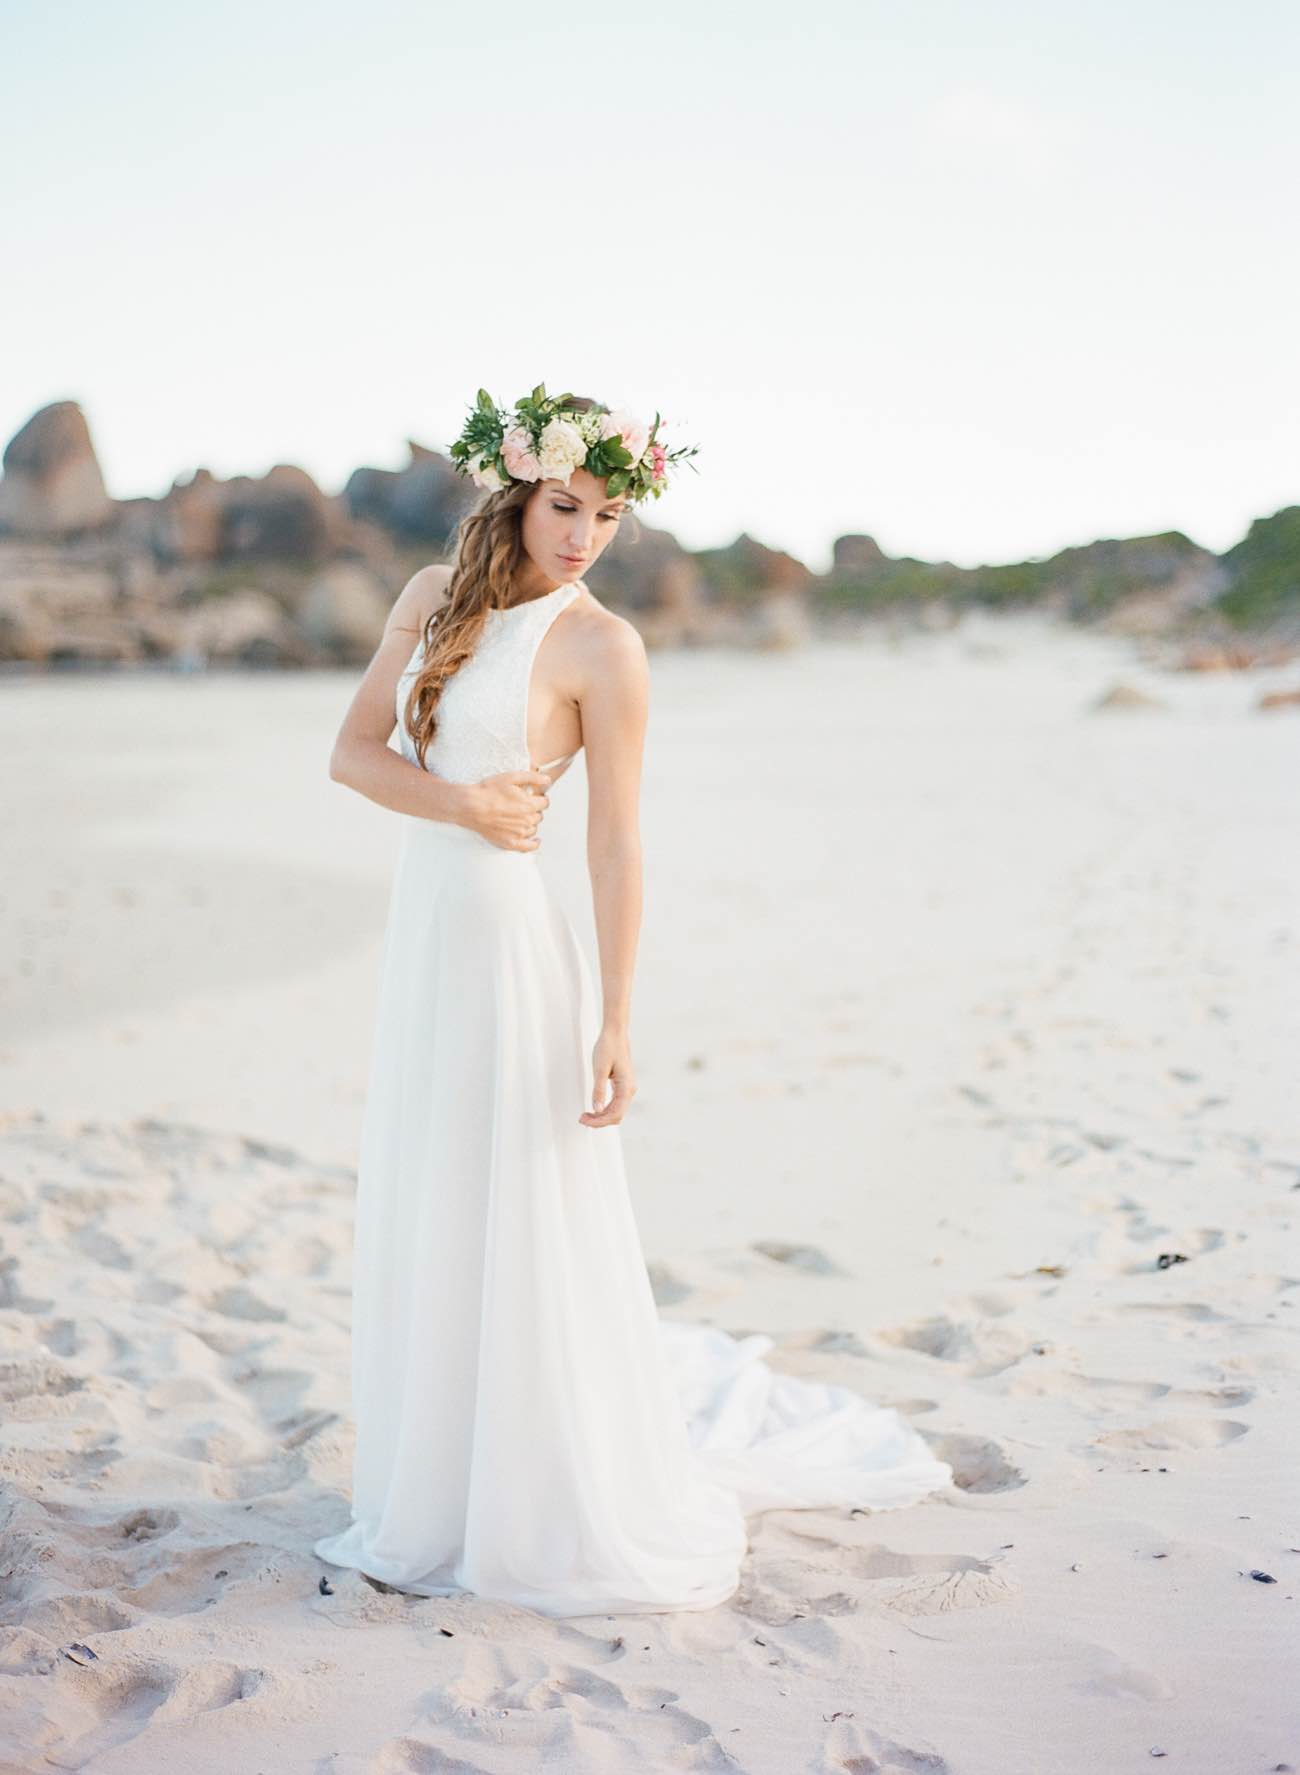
[580, 1026, 636, 1128]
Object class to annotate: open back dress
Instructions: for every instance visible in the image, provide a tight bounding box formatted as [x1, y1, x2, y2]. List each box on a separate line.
[312, 577, 954, 1617]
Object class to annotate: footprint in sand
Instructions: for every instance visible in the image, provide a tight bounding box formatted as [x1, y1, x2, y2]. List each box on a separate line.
[735, 1508, 1021, 1632]
[206, 1283, 288, 1323]
[419, 1639, 733, 1769]
[1117, 1299, 1232, 1321]
[876, 1312, 1036, 1378]
[1110, 1213, 1230, 1273]
[928, 1431, 1027, 1494]
[785, 1326, 874, 1359]
[646, 1260, 695, 1306]
[739, 1542, 1017, 1626]
[29, 1652, 268, 1769]
[1075, 1645, 1177, 1701]
[366, 1744, 496, 1774]
[0, 1356, 87, 1403]
[1005, 1370, 1254, 1411]
[815, 1717, 954, 1775]
[1093, 1416, 1249, 1451]
[9, 1587, 138, 1641]
[33, 1500, 182, 1551]
[751, 1239, 849, 1277]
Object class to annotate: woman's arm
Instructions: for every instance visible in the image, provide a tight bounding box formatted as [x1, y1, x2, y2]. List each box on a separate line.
[328, 565, 467, 823]
[576, 616, 650, 1129]
[329, 565, 554, 850]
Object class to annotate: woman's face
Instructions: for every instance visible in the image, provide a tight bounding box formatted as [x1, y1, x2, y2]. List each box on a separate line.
[520, 468, 628, 584]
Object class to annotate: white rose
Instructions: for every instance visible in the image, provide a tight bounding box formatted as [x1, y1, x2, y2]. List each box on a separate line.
[466, 450, 507, 491]
[537, 418, 589, 483]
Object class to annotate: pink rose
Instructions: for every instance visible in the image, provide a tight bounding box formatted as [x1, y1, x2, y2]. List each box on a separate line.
[501, 425, 543, 481]
[599, 408, 651, 464]
[647, 441, 667, 481]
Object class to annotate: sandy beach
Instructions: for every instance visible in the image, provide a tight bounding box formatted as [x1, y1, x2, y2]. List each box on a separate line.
[1, 610, 1296, 1773]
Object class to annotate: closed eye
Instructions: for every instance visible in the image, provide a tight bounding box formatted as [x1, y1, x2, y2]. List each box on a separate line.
[552, 502, 621, 522]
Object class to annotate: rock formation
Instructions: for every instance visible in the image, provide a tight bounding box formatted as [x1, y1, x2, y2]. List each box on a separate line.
[0, 397, 1295, 668]
[0, 401, 113, 536]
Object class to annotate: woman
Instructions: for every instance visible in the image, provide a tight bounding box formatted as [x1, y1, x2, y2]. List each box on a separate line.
[312, 384, 954, 1618]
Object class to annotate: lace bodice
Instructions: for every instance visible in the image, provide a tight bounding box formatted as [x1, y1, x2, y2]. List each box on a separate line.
[395, 580, 583, 783]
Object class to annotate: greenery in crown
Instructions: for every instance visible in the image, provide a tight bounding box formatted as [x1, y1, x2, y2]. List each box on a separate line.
[449, 384, 699, 503]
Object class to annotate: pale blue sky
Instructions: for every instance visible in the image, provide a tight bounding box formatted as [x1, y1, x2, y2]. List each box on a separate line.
[3, 0, 1296, 573]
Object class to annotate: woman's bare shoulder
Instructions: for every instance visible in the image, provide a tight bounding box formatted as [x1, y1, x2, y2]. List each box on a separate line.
[567, 592, 648, 694]
[571, 590, 645, 655]
[384, 562, 454, 638]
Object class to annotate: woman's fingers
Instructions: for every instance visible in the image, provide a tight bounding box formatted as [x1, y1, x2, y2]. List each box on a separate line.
[579, 1075, 634, 1127]
[514, 782, 547, 849]
[579, 1104, 623, 1126]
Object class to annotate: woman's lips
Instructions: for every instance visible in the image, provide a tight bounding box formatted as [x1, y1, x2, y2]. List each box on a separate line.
[559, 554, 586, 565]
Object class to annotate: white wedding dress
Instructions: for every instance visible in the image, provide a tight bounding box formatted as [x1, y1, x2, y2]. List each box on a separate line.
[313, 578, 954, 1617]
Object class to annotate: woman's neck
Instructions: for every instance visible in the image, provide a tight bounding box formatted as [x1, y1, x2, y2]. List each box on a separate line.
[507, 564, 571, 607]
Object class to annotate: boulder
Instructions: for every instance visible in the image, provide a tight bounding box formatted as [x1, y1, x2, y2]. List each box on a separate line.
[1257, 687, 1300, 711]
[585, 517, 712, 642]
[343, 441, 474, 543]
[155, 467, 227, 561]
[750, 590, 812, 650]
[42, 618, 139, 665]
[0, 540, 134, 660]
[691, 531, 814, 608]
[625, 555, 712, 647]
[298, 562, 391, 661]
[1176, 643, 1267, 671]
[1091, 681, 1168, 712]
[1214, 507, 1300, 631]
[1040, 532, 1221, 626]
[180, 588, 311, 667]
[831, 533, 888, 576]
[219, 464, 346, 562]
[0, 401, 113, 536]
[0, 582, 58, 660]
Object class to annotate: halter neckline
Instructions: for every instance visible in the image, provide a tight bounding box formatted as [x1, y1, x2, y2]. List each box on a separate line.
[494, 579, 584, 616]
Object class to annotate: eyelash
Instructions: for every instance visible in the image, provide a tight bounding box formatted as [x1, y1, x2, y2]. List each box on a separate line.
[552, 502, 620, 523]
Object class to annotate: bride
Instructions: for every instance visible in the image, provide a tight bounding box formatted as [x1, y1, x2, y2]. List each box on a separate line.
[312, 383, 954, 1618]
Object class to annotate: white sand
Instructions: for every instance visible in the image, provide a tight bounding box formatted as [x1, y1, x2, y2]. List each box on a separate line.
[1, 610, 1296, 1773]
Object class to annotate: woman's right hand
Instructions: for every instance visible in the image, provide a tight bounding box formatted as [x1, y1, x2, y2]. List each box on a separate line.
[460, 770, 553, 850]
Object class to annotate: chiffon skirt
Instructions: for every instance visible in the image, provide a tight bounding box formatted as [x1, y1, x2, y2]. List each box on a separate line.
[313, 817, 953, 1618]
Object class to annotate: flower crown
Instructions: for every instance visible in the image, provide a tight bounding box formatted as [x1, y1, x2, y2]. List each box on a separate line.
[448, 383, 698, 504]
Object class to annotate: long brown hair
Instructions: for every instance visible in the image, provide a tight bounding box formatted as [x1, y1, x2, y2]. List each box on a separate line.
[403, 394, 616, 770]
